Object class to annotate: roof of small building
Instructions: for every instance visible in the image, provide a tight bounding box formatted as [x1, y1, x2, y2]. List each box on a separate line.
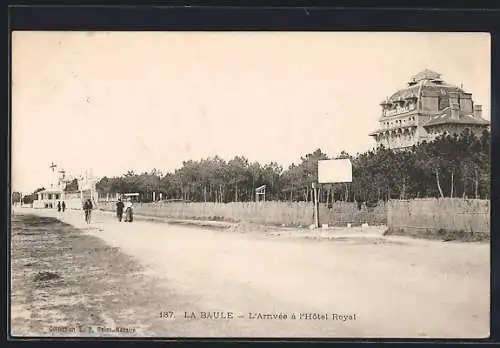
[422, 106, 490, 127]
[256, 185, 266, 191]
[38, 188, 63, 193]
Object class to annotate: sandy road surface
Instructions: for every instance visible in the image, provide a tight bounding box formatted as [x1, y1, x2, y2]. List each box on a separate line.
[12, 208, 490, 338]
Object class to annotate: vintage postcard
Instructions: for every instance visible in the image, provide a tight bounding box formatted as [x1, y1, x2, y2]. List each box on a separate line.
[10, 31, 491, 339]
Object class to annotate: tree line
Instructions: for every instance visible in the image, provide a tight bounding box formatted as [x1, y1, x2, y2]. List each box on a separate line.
[14, 129, 490, 205]
[15, 187, 45, 205]
[91, 129, 490, 203]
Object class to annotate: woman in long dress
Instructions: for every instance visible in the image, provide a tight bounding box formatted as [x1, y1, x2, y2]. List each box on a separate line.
[124, 198, 133, 222]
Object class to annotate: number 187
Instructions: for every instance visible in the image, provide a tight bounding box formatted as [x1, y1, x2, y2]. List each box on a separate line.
[160, 311, 174, 319]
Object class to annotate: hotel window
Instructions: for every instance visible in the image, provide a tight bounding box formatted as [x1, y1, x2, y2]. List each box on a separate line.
[438, 96, 449, 111]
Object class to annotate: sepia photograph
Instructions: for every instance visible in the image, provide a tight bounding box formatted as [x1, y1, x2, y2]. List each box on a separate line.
[10, 31, 491, 339]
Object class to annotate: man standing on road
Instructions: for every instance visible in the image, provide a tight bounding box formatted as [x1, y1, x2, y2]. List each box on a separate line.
[61, 201, 66, 212]
[116, 198, 124, 222]
[83, 198, 93, 224]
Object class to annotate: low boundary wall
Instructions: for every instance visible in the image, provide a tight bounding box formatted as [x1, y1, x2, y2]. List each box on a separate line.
[386, 198, 490, 240]
[98, 201, 387, 227]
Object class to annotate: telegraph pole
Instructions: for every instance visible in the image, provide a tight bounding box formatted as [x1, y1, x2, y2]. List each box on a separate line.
[49, 162, 57, 188]
[312, 182, 320, 228]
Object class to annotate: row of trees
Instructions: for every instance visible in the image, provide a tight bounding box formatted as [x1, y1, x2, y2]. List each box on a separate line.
[93, 129, 490, 203]
[13, 187, 45, 205]
[351, 129, 490, 202]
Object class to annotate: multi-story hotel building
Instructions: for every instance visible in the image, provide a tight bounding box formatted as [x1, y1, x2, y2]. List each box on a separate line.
[369, 69, 490, 150]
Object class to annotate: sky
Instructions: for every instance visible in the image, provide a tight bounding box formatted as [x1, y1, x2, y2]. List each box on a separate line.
[11, 31, 491, 193]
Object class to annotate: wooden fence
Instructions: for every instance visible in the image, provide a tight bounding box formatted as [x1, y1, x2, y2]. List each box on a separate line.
[98, 201, 388, 227]
[387, 198, 490, 236]
[98, 198, 489, 239]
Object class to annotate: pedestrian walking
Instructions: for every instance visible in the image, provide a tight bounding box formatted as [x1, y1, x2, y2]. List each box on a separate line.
[62, 201, 66, 212]
[116, 198, 124, 222]
[83, 198, 93, 224]
[124, 198, 133, 222]
[57, 201, 61, 212]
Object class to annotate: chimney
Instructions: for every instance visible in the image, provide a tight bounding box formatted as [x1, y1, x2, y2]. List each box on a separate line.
[451, 103, 460, 120]
[474, 104, 483, 119]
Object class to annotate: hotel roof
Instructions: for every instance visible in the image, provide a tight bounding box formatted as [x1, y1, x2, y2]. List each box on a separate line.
[422, 106, 490, 127]
[383, 69, 466, 104]
[412, 69, 442, 82]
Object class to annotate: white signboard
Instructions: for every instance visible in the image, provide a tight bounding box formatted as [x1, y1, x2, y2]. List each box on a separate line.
[318, 159, 352, 183]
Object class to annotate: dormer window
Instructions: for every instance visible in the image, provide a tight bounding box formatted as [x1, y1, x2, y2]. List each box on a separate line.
[438, 96, 450, 111]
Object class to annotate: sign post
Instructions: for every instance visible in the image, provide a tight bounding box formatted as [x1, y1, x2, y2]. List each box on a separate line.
[312, 182, 320, 228]
[316, 158, 353, 229]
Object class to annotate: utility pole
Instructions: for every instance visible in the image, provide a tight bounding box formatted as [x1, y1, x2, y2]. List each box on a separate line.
[312, 182, 320, 228]
[79, 175, 84, 208]
[49, 162, 57, 188]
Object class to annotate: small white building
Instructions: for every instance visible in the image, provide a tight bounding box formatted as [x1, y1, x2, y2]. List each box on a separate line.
[32, 188, 63, 209]
[32, 164, 99, 210]
[32, 163, 65, 209]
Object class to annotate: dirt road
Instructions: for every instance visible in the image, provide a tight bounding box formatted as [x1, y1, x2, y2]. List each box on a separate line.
[11, 208, 490, 339]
